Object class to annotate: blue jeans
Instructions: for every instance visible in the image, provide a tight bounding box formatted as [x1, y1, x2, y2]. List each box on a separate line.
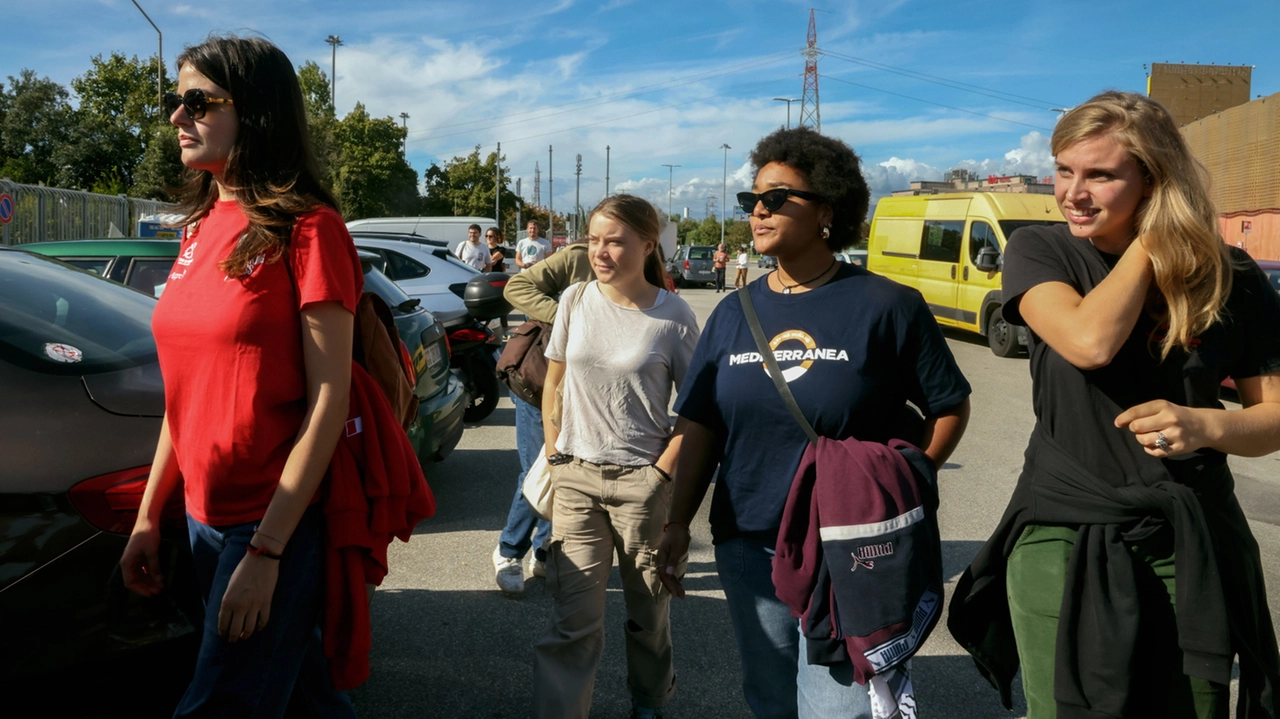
[498, 395, 552, 561]
[176, 506, 354, 719]
[715, 536, 872, 719]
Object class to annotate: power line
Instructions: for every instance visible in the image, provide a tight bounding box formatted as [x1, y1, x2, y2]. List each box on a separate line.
[820, 49, 1065, 110]
[819, 74, 1053, 132]
[407, 50, 797, 144]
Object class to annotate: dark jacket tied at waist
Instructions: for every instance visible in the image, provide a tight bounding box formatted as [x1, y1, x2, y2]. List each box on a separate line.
[947, 424, 1280, 718]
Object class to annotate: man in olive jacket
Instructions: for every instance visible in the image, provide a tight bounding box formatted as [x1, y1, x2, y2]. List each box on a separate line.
[492, 241, 594, 593]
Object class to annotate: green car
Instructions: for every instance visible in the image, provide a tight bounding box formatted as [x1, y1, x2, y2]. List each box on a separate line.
[24, 239, 182, 297]
[24, 239, 464, 463]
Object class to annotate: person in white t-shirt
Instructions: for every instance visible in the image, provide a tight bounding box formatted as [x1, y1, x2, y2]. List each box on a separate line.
[455, 223, 492, 272]
[516, 220, 553, 270]
[535, 194, 699, 719]
[735, 246, 750, 287]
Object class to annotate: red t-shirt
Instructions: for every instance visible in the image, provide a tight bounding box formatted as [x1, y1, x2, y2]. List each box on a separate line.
[152, 201, 363, 526]
[713, 251, 728, 269]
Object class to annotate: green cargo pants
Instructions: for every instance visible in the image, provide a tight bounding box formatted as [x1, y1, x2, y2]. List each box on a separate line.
[1006, 523, 1229, 719]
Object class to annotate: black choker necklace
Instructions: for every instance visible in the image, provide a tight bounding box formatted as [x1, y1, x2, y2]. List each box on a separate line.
[775, 258, 837, 294]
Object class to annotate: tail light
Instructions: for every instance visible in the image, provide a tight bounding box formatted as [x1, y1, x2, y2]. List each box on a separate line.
[684, 260, 690, 271]
[398, 338, 417, 385]
[449, 327, 490, 344]
[69, 466, 187, 537]
[442, 325, 452, 358]
[488, 278, 508, 288]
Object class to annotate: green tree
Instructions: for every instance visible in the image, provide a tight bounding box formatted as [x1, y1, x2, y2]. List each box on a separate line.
[66, 53, 173, 196]
[675, 217, 699, 245]
[421, 145, 526, 231]
[0, 70, 73, 184]
[296, 61, 338, 190]
[519, 204, 570, 240]
[131, 123, 183, 201]
[332, 103, 419, 220]
[725, 218, 752, 252]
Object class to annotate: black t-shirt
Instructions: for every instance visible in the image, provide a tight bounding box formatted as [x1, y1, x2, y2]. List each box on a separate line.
[674, 263, 972, 544]
[1002, 224, 1280, 487]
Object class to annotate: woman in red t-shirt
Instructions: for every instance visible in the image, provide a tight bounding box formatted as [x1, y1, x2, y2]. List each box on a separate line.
[119, 35, 361, 717]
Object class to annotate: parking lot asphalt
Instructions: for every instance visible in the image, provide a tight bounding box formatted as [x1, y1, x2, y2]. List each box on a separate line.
[349, 265, 1280, 718]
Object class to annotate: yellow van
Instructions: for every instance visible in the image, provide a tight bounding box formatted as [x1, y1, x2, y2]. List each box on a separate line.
[866, 192, 1066, 357]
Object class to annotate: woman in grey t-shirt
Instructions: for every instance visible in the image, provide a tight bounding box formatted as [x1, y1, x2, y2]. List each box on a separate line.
[533, 195, 700, 719]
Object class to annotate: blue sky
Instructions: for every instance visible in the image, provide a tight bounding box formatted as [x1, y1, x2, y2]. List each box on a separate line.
[5, 0, 1276, 217]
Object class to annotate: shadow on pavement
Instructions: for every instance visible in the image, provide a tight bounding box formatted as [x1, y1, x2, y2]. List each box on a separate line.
[351, 578, 748, 718]
[415, 448, 522, 537]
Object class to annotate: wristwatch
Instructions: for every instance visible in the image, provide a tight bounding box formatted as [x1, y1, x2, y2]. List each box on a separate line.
[547, 453, 574, 466]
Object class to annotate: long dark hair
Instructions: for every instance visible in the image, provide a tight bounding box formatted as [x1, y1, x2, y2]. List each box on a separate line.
[174, 34, 337, 276]
[588, 194, 665, 289]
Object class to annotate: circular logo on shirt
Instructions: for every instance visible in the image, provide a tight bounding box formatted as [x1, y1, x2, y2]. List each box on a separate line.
[767, 330, 817, 382]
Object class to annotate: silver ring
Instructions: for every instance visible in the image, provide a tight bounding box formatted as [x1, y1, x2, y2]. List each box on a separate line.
[1155, 432, 1171, 452]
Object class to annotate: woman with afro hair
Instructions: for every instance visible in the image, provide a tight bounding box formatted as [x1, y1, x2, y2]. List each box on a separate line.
[655, 127, 972, 717]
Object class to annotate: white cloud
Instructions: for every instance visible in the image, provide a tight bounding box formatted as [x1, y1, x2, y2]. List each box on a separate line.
[322, 32, 1057, 217]
[858, 131, 1055, 202]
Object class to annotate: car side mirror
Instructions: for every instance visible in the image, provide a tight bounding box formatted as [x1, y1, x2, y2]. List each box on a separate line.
[975, 246, 1001, 273]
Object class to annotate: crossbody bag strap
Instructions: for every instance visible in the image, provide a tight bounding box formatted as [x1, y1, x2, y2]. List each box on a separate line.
[736, 286, 819, 444]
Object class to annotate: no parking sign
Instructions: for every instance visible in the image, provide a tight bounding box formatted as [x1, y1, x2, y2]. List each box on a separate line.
[0, 193, 13, 224]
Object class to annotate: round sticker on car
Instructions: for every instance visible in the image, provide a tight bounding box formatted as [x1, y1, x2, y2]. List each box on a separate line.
[44, 343, 84, 363]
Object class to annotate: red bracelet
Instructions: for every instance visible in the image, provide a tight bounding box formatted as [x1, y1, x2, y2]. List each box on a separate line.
[246, 542, 283, 560]
[663, 521, 688, 533]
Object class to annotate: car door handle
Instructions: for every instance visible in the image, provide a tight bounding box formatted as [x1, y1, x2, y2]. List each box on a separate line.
[951, 265, 957, 279]
[963, 266, 969, 281]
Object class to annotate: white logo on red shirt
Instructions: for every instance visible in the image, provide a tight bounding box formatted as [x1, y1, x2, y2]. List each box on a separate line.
[169, 241, 198, 282]
[225, 252, 266, 281]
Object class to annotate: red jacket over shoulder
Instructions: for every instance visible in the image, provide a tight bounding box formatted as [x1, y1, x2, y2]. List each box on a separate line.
[323, 362, 435, 690]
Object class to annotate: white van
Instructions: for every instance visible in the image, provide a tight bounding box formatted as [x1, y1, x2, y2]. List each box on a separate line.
[345, 216, 499, 248]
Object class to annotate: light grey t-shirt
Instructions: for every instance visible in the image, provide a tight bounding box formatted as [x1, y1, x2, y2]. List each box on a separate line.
[545, 281, 700, 466]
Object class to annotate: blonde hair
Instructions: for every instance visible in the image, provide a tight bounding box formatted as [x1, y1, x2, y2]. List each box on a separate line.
[588, 194, 665, 289]
[1052, 91, 1231, 359]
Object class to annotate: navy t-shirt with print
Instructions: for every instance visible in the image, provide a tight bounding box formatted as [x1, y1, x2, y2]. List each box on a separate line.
[674, 264, 972, 544]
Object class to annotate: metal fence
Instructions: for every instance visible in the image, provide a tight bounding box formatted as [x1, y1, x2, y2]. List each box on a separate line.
[0, 179, 174, 246]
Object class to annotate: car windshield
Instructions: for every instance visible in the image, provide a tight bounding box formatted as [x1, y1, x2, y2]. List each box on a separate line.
[0, 252, 157, 375]
[688, 247, 714, 260]
[999, 220, 1066, 240]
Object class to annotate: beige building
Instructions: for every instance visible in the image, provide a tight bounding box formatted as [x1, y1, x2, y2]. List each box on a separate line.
[1148, 63, 1252, 127]
[1180, 91, 1279, 260]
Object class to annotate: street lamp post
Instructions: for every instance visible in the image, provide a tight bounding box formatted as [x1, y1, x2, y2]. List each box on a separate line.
[574, 154, 582, 239]
[129, 1, 162, 113]
[720, 144, 731, 246]
[772, 97, 801, 129]
[399, 112, 409, 155]
[326, 35, 343, 110]
[548, 145, 554, 245]
[495, 142, 501, 232]
[661, 164, 680, 221]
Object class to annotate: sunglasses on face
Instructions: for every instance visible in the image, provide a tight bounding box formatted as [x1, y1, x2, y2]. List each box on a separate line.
[164, 89, 234, 121]
[736, 188, 824, 215]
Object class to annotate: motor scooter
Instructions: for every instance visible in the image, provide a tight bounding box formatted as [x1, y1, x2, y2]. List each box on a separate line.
[445, 272, 511, 422]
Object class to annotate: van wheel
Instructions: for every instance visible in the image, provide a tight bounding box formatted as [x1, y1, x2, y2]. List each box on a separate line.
[987, 308, 1019, 358]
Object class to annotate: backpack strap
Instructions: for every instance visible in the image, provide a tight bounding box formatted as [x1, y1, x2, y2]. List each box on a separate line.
[736, 286, 819, 444]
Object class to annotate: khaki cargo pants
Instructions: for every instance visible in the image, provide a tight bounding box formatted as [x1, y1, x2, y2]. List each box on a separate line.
[532, 458, 682, 718]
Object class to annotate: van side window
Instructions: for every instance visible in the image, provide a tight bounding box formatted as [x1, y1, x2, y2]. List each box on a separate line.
[968, 222, 1000, 265]
[919, 220, 963, 263]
